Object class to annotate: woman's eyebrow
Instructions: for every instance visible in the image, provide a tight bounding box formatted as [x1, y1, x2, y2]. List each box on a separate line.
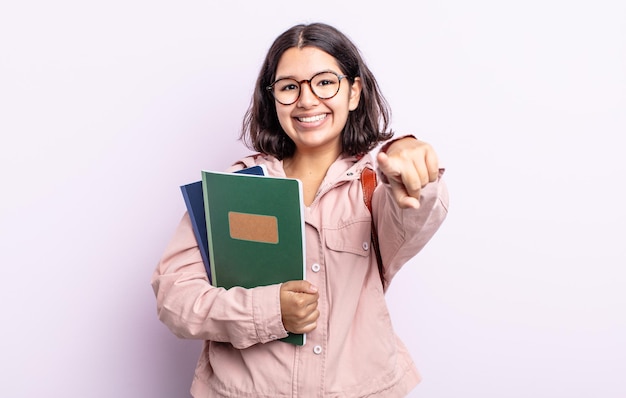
[274, 69, 338, 81]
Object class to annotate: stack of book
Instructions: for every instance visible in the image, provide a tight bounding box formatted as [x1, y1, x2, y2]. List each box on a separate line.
[180, 165, 306, 345]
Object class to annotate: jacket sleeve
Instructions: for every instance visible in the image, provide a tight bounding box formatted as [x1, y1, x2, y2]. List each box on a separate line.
[150, 213, 289, 349]
[372, 169, 449, 285]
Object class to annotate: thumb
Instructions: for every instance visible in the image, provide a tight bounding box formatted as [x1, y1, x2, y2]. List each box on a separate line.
[283, 280, 318, 294]
[377, 151, 400, 179]
[377, 151, 421, 209]
[376, 151, 392, 173]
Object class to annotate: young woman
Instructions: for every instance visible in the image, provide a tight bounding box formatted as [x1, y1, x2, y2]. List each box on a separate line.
[152, 22, 449, 397]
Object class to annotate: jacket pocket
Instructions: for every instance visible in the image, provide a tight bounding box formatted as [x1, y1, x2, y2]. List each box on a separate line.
[324, 218, 372, 257]
[205, 341, 294, 397]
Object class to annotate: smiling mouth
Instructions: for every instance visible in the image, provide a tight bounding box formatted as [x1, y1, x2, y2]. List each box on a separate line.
[297, 114, 327, 123]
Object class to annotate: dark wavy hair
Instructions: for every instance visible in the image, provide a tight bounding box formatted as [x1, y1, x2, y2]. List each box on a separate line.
[240, 23, 393, 159]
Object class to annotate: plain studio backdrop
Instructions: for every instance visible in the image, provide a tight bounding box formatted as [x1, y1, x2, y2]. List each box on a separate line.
[1, 1, 624, 397]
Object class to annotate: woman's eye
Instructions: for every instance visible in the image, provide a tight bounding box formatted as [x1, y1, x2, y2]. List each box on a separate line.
[277, 81, 299, 92]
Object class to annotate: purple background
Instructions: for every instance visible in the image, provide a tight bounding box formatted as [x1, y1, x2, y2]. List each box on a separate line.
[1, 1, 625, 397]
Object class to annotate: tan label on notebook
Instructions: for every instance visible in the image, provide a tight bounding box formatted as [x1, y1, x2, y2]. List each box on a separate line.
[228, 211, 279, 244]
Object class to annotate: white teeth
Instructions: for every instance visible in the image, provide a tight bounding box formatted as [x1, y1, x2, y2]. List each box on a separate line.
[298, 114, 326, 123]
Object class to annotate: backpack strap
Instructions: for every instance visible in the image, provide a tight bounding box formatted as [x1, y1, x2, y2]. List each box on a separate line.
[361, 167, 386, 289]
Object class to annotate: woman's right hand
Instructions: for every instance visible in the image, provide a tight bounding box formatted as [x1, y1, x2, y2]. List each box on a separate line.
[280, 281, 320, 334]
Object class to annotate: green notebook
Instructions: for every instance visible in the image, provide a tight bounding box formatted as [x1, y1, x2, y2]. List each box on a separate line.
[201, 169, 306, 345]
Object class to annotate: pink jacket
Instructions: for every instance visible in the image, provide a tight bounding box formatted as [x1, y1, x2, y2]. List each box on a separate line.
[151, 152, 449, 397]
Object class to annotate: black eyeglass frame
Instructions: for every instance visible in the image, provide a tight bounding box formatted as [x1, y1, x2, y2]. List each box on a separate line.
[266, 71, 348, 105]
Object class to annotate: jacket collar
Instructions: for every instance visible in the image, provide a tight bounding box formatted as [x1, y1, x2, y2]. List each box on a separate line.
[233, 152, 374, 184]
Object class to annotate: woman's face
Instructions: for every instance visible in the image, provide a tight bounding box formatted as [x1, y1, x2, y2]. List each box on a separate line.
[273, 46, 361, 156]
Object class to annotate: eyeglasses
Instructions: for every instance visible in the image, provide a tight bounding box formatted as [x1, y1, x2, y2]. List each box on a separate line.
[266, 71, 347, 105]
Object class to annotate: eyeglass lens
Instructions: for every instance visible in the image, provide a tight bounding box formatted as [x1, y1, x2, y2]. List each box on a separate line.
[271, 72, 342, 105]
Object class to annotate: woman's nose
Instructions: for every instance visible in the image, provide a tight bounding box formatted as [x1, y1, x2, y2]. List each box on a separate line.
[296, 81, 319, 107]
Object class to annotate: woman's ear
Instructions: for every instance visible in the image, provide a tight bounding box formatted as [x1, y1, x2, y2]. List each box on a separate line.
[348, 77, 362, 111]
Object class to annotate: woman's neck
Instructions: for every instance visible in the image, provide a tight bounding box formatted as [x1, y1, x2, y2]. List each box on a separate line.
[283, 148, 342, 206]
